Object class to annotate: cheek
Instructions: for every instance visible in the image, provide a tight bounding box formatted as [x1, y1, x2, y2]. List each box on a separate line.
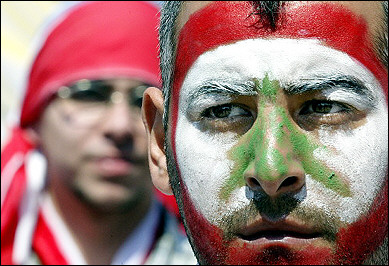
[313, 104, 388, 223]
[39, 107, 89, 167]
[174, 112, 244, 223]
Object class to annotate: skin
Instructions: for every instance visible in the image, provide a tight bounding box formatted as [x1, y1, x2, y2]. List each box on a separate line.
[32, 78, 153, 264]
[143, 1, 388, 265]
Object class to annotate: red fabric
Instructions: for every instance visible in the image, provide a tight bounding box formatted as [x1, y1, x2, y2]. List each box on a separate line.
[32, 213, 68, 264]
[1, 127, 34, 170]
[154, 189, 184, 232]
[20, 1, 161, 128]
[1, 1, 179, 264]
[1, 127, 32, 264]
[1, 162, 27, 264]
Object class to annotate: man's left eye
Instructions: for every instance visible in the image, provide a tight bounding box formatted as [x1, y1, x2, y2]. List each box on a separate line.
[299, 100, 348, 115]
[295, 99, 360, 129]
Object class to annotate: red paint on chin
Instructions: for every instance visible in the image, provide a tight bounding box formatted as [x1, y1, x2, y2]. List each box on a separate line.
[178, 181, 331, 264]
[226, 242, 332, 265]
[178, 178, 388, 265]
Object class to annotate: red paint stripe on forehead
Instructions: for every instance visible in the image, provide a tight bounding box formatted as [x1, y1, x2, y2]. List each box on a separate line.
[172, 1, 387, 105]
[171, 1, 387, 153]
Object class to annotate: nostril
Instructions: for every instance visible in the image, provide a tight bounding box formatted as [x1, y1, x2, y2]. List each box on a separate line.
[246, 177, 261, 190]
[279, 176, 298, 190]
[105, 132, 133, 149]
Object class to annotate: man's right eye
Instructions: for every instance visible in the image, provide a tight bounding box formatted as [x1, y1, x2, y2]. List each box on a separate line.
[202, 104, 252, 119]
[199, 103, 255, 134]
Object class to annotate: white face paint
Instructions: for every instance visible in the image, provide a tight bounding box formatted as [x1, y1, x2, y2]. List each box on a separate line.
[174, 38, 388, 227]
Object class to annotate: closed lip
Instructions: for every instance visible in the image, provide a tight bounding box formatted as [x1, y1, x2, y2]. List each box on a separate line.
[237, 218, 322, 242]
[91, 155, 131, 164]
[92, 153, 142, 164]
[91, 156, 134, 177]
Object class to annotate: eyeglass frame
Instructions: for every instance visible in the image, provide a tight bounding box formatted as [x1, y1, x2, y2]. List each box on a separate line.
[52, 78, 152, 128]
[56, 78, 151, 108]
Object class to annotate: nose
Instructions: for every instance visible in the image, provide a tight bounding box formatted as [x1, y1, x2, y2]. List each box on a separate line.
[243, 106, 305, 198]
[101, 99, 137, 146]
[244, 161, 305, 198]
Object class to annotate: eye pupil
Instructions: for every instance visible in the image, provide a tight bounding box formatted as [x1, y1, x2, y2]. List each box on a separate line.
[313, 102, 332, 113]
[213, 105, 231, 118]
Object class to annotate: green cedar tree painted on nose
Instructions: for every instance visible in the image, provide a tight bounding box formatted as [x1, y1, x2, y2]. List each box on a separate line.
[220, 75, 351, 201]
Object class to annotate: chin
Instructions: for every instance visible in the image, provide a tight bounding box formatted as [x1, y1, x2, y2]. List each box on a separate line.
[75, 185, 143, 213]
[188, 211, 387, 265]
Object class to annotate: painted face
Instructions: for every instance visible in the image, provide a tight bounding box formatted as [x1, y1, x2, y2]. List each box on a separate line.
[38, 78, 153, 212]
[169, 2, 388, 265]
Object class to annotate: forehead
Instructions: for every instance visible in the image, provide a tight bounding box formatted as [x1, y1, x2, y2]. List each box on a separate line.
[172, 1, 387, 100]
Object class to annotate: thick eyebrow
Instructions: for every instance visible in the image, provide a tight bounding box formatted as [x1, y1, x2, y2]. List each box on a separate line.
[285, 75, 375, 100]
[187, 79, 257, 103]
[186, 75, 377, 109]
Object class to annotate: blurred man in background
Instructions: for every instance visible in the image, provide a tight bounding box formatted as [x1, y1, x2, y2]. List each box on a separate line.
[1, 1, 196, 264]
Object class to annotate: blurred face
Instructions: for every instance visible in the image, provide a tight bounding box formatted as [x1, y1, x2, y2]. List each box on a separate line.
[37, 78, 153, 212]
[167, 1, 388, 264]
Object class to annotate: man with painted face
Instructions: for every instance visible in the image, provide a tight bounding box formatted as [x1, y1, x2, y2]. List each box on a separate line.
[142, 1, 388, 265]
[1, 1, 196, 265]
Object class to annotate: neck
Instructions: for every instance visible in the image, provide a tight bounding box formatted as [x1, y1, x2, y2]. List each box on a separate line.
[48, 176, 152, 265]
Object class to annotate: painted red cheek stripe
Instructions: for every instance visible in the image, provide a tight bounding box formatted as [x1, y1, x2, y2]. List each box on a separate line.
[171, 2, 388, 157]
[334, 179, 388, 264]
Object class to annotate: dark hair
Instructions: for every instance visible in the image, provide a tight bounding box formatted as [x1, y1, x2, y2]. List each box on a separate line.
[374, 1, 388, 68]
[249, 1, 284, 31]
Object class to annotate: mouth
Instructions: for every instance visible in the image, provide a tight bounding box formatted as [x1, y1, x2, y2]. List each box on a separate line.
[239, 229, 322, 241]
[93, 156, 133, 176]
[237, 219, 323, 244]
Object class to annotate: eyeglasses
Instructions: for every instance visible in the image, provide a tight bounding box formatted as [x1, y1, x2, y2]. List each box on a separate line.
[55, 79, 149, 128]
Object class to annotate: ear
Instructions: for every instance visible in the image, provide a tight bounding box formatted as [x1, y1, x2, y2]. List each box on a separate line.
[142, 87, 173, 195]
